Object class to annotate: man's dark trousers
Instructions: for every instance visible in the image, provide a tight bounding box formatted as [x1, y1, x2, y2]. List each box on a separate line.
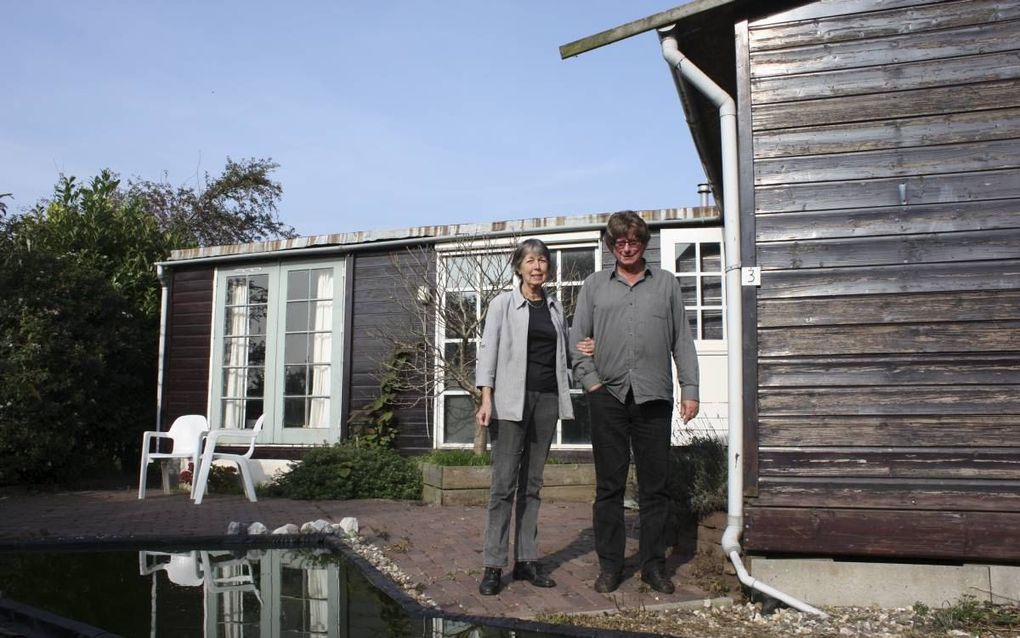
[588, 387, 673, 577]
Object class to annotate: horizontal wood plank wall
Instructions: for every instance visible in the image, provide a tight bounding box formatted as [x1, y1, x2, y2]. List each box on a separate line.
[350, 250, 430, 453]
[744, 0, 1020, 562]
[162, 267, 214, 428]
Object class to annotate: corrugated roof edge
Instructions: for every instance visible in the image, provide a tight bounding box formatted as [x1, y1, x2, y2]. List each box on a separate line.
[166, 206, 718, 263]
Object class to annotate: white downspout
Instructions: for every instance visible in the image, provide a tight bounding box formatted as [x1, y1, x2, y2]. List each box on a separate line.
[660, 31, 828, 618]
[155, 264, 171, 433]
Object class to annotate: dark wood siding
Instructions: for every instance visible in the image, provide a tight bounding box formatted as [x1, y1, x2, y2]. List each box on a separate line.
[162, 267, 213, 429]
[349, 250, 431, 453]
[743, 0, 1020, 562]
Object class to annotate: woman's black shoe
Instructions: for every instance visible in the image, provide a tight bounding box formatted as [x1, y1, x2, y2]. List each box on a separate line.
[512, 561, 556, 587]
[479, 567, 502, 595]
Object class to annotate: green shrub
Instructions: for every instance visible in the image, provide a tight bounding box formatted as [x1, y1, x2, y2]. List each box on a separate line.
[418, 449, 491, 466]
[179, 462, 243, 495]
[669, 435, 727, 521]
[270, 443, 422, 500]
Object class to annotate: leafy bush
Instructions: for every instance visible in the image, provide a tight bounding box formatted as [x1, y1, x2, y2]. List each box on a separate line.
[418, 449, 491, 466]
[270, 443, 422, 500]
[668, 435, 727, 521]
[0, 249, 154, 485]
[179, 462, 243, 495]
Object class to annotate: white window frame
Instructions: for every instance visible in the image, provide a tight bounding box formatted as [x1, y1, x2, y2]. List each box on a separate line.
[660, 227, 728, 443]
[433, 231, 602, 450]
[208, 259, 345, 445]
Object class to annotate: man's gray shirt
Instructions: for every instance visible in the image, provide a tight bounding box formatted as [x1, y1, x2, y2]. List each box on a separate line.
[569, 263, 699, 405]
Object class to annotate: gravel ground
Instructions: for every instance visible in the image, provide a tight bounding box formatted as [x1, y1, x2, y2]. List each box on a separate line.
[341, 530, 1020, 637]
[543, 602, 1020, 637]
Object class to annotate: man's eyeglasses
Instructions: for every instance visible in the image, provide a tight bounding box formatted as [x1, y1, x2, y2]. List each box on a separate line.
[613, 239, 643, 249]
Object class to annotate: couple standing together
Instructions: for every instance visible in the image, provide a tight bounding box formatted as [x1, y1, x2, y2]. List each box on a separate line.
[474, 211, 701, 596]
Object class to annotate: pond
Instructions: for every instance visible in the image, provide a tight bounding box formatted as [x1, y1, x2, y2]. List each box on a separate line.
[0, 546, 595, 637]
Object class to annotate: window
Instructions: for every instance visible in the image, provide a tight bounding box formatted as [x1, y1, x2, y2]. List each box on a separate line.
[660, 227, 728, 443]
[672, 239, 725, 340]
[435, 237, 599, 448]
[211, 261, 345, 444]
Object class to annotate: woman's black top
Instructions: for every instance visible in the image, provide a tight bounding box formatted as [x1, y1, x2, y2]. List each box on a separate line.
[526, 300, 558, 392]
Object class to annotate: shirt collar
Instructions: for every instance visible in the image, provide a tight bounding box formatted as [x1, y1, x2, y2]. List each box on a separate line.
[511, 285, 557, 309]
[610, 260, 652, 280]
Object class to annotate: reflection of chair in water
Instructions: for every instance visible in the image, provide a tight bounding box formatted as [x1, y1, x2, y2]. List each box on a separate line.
[140, 550, 262, 638]
[192, 414, 266, 505]
[139, 550, 203, 586]
[139, 550, 261, 601]
[137, 414, 209, 499]
[201, 551, 262, 603]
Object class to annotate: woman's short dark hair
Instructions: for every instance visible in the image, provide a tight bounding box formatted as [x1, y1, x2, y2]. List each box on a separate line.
[510, 238, 551, 280]
[604, 210, 650, 251]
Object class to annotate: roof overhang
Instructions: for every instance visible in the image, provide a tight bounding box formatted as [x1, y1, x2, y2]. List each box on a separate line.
[560, 0, 807, 207]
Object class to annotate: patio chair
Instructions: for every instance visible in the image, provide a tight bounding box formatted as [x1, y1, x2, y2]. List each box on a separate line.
[192, 414, 265, 505]
[138, 414, 209, 499]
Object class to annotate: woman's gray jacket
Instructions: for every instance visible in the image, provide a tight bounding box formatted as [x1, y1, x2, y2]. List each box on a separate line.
[474, 286, 575, 422]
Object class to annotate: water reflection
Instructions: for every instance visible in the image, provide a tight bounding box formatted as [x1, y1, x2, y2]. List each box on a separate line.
[0, 547, 573, 638]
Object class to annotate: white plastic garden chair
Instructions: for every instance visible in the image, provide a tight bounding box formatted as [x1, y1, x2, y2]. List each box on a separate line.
[137, 414, 209, 499]
[192, 414, 265, 504]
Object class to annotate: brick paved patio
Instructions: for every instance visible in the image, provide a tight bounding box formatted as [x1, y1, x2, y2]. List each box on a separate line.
[0, 489, 726, 619]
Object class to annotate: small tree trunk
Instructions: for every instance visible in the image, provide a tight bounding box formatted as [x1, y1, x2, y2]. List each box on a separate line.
[473, 424, 488, 456]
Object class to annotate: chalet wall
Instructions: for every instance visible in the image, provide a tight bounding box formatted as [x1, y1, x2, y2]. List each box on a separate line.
[161, 267, 213, 429]
[742, 0, 1020, 561]
[349, 249, 431, 454]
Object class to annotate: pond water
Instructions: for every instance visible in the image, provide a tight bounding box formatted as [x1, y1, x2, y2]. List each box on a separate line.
[0, 547, 577, 637]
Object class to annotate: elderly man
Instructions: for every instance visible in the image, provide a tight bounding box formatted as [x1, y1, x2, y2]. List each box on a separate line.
[570, 210, 700, 594]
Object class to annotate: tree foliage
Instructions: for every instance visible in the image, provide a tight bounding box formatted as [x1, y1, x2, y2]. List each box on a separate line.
[0, 172, 163, 483]
[0, 159, 294, 485]
[127, 157, 295, 247]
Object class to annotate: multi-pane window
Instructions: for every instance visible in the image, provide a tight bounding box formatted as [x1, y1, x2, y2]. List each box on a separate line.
[436, 241, 599, 448]
[222, 274, 268, 429]
[213, 261, 344, 444]
[440, 251, 514, 446]
[673, 241, 725, 340]
[660, 227, 728, 443]
[283, 268, 334, 429]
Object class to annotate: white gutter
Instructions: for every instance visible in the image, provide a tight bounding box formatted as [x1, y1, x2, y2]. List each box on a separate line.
[154, 264, 171, 433]
[660, 30, 828, 618]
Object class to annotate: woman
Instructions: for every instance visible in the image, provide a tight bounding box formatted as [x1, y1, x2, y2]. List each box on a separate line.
[474, 238, 574, 596]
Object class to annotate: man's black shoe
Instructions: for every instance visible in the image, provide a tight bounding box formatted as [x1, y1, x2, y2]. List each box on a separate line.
[641, 569, 675, 594]
[479, 567, 502, 596]
[593, 571, 622, 593]
[512, 561, 556, 588]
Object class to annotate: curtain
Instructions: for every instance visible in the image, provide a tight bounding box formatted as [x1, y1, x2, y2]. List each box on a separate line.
[308, 270, 333, 428]
[222, 278, 249, 429]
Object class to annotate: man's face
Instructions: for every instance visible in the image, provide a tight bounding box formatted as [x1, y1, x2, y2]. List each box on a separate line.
[612, 233, 646, 269]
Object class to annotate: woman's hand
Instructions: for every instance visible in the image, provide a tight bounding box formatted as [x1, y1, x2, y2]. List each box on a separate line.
[476, 387, 493, 427]
[576, 337, 595, 357]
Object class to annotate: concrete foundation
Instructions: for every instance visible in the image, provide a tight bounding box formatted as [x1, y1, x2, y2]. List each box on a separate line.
[749, 556, 1020, 608]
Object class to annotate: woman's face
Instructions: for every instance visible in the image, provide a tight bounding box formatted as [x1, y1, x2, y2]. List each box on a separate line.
[518, 251, 549, 288]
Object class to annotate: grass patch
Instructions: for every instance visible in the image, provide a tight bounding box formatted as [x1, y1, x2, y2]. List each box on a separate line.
[913, 596, 1020, 633]
[418, 449, 491, 466]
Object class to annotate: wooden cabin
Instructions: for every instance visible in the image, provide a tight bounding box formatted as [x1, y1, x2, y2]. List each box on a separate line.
[156, 207, 724, 474]
[564, 0, 1020, 606]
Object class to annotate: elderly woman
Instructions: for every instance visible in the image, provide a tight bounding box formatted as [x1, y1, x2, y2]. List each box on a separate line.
[474, 238, 575, 596]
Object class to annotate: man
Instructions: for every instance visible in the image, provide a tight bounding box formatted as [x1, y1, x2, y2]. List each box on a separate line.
[570, 211, 700, 594]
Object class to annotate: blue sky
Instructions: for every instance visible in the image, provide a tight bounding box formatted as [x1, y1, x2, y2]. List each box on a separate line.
[2, 1, 706, 238]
